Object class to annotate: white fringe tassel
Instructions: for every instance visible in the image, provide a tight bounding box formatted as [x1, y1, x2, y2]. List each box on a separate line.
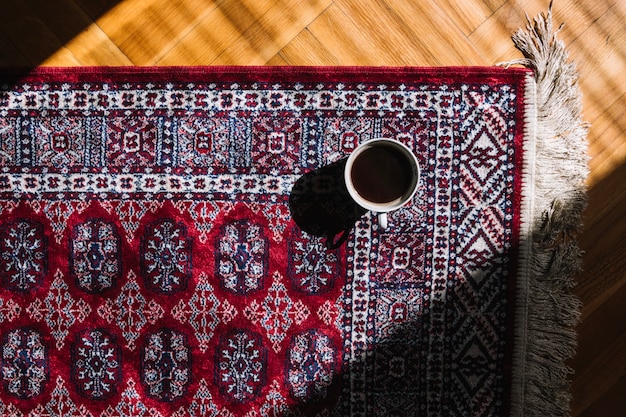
[499, 3, 589, 417]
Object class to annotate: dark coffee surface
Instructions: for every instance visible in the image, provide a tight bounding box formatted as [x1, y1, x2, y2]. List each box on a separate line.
[350, 145, 413, 204]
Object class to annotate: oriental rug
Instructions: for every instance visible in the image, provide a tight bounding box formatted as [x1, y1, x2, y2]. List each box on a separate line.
[0, 9, 588, 417]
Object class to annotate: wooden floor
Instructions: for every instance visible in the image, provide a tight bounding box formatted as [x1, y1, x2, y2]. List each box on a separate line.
[1, 0, 624, 415]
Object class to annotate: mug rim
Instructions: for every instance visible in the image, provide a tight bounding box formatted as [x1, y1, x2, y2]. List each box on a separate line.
[344, 137, 420, 213]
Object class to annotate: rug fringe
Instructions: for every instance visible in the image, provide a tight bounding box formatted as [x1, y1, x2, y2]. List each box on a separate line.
[499, 3, 589, 417]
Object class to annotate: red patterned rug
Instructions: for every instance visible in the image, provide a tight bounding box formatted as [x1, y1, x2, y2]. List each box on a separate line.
[0, 14, 589, 416]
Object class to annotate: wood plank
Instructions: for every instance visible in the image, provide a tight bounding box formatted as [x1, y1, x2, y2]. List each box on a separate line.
[433, 0, 493, 36]
[571, 328, 626, 415]
[335, 0, 460, 65]
[588, 137, 626, 188]
[468, 0, 545, 64]
[0, 0, 67, 66]
[551, 0, 622, 45]
[480, 0, 508, 12]
[311, 1, 435, 65]
[578, 375, 626, 417]
[307, 4, 388, 66]
[279, 29, 340, 65]
[382, 0, 487, 65]
[266, 53, 289, 66]
[50, 24, 133, 66]
[0, 0, 130, 66]
[0, 32, 31, 67]
[23, 0, 95, 44]
[97, 0, 219, 64]
[40, 47, 83, 67]
[582, 159, 626, 248]
[211, 0, 333, 65]
[73, 0, 123, 21]
[576, 236, 626, 321]
[572, 282, 626, 371]
[571, 7, 626, 122]
[579, 189, 626, 270]
[585, 95, 626, 186]
[157, 0, 277, 65]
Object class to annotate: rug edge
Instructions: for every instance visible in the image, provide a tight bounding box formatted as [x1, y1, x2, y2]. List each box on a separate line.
[0, 65, 532, 86]
[501, 4, 590, 417]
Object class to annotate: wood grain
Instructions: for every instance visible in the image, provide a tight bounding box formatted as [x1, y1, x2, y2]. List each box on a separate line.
[0, 1, 623, 415]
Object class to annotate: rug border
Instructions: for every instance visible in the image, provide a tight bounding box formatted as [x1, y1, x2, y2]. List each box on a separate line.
[0, 65, 533, 85]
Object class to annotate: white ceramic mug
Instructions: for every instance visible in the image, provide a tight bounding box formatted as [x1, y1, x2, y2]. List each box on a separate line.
[344, 138, 420, 229]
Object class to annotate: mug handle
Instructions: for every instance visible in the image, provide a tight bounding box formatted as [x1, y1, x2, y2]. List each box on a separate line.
[378, 213, 388, 229]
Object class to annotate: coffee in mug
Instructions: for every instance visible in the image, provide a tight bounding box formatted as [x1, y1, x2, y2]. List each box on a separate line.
[344, 138, 419, 229]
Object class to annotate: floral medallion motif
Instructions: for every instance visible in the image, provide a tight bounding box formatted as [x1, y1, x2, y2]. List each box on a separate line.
[375, 288, 423, 343]
[71, 328, 122, 400]
[372, 341, 422, 394]
[0, 220, 46, 292]
[321, 117, 375, 158]
[1, 328, 49, 399]
[26, 270, 92, 349]
[141, 219, 192, 294]
[376, 233, 425, 288]
[288, 228, 340, 294]
[141, 328, 191, 402]
[286, 330, 337, 402]
[251, 116, 302, 173]
[244, 272, 310, 353]
[97, 271, 164, 350]
[0, 297, 21, 324]
[188, 378, 220, 417]
[106, 117, 158, 167]
[215, 329, 267, 404]
[216, 220, 268, 295]
[34, 116, 87, 167]
[172, 273, 238, 353]
[0, 118, 17, 165]
[29, 376, 94, 417]
[70, 219, 122, 293]
[177, 116, 232, 170]
[102, 379, 148, 417]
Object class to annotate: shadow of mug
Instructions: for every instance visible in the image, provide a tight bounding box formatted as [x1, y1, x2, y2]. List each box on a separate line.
[289, 159, 366, 249]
